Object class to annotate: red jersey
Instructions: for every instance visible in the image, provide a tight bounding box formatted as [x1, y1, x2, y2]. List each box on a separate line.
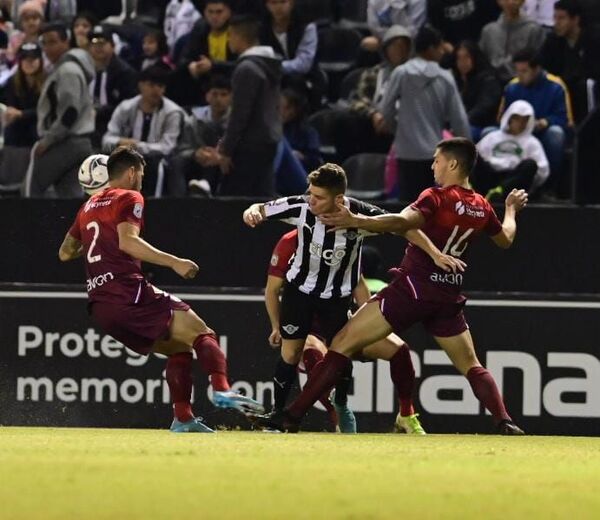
[268, 230, 298, 279]
[398, 185, 502, 302]
[68, 188, 146, 304]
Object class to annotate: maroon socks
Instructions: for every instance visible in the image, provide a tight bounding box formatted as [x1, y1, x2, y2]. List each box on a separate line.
[389, 345, 415, 417]
[166, 352, 194, 422]
[467, 366, 511, 424]
[192, 333, 230, 391]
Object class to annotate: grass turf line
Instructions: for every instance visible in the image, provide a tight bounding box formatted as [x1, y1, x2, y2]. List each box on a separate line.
[1, 428, 599, 519]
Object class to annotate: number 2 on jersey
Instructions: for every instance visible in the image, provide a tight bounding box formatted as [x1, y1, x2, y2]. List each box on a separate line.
[442, 226, 474, 257]
[86, 221, 102, 263]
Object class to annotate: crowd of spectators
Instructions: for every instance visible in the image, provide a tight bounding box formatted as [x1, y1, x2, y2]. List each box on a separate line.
[0, 0, 597, 201]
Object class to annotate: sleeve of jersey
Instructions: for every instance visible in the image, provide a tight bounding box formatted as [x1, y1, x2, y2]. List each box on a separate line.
[410, 189, 440, 222]
[263, 196, 305, 224]
[267, 236, 295, 279]
[67, 211, 82, 240]
[115, 192, 145, 227]
[484, 203, 503, 236]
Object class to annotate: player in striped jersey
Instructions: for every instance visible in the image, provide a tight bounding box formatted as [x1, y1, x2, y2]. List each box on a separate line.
[244, 163, 465, 428]
[258, 139, 527, 435]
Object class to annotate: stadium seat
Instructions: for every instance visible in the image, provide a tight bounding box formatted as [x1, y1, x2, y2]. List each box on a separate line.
[131, 0, 165, 28]
[342, 153, 387, 199]
[295, 0, 335, 25]
[338, 68, 365, 101]
[317, 27, 363, 74]
[308, 108, 344, 160]
[338, 0, 369, 31]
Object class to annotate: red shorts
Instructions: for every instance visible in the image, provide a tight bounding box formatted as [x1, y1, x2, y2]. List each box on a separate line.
[90, 284, 190, 355]
[373, 275, 468, 338]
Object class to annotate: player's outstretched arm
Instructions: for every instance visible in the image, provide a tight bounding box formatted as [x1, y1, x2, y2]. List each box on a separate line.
[117, 222, 199, 279]
[265, 275, 284, 348]
[491, 189, 528, 249]
[58, 233, 83, 261]
[404, 229, 467, 274]
[243, 203, 266, 228]
[320, 204, 423, 234]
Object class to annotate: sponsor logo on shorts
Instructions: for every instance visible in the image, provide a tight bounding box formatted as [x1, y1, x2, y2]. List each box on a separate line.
[430, 272, 464, 285]
[86, 271, 115, 292]
[455, 201, 485, 218]
[282, 324, 300, 334]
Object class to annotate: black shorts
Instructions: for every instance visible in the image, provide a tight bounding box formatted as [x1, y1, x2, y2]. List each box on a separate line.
[279, 284, 351, 345]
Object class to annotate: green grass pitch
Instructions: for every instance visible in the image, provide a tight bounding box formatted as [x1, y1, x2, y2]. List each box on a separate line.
[1, 428, 599, 519]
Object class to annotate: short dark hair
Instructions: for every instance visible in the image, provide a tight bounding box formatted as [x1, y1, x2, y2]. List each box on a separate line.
[435, 138, 477, 176]
[229, 15, 260, 43]
[414, 25, 443, 54]
[40, 22, 70, 41]
[281, 87, 309, 120]
[554, 0, 582, 17]
[512, 48, 540, 67]
[139, 63, 171, 86]
[107, 147, 146, 180]
[144, 29, 169, 57]
[308, 163, 347, 195]
[208, 73, 231, 91]
[206, 0, 232, 6]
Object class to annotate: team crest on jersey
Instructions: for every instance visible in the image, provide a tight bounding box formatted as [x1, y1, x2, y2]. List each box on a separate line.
[270, 253, 279, 266]
[343, 230, 359, 240]
[133, 202, 143, 219]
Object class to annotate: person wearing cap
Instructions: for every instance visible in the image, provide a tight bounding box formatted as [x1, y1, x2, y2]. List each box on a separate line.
[102, 64, 186, 196]
[0, 42, 45, 190]
[335, 25, 412, 161]
[7, 0, 44, 64]
[87, 24, 138, 148]
[23, 22, 95, 198]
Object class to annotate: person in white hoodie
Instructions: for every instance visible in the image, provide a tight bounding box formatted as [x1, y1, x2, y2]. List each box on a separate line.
[474, 99, 549, 200]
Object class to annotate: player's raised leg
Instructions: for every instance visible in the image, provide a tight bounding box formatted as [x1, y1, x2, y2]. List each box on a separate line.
[362, 336, 425, 435]
[167, 308, 265, 416]
[434, 330, 524, 435]
[261, 301, 392, 431]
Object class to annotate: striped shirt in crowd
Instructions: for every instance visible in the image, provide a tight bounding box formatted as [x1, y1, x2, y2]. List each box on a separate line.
[263, 195, 385, 299]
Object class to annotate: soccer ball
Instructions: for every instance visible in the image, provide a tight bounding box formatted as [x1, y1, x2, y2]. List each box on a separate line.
[78, 154, 109, 195]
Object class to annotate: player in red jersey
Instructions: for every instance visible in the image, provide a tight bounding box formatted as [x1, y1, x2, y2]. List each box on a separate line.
[58, 146, 264, 433]
[266, 229, 426, 434]
[258, 137, 528, 435]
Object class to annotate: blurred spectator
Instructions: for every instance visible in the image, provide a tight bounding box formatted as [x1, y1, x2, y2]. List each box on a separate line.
[452, 40, 502, 140]
[499, 49, 572, 190]
[337, 25, 411, 161]
[0, 42, 43, 189]
[479, 0, 546, 84]
[23, 22, 94, 197]
[140, 29, 172, 71]
[70, 11, 97, 49]
[11, 1, 76, 24]
[523, 0, 554, 28]
[539, 0, 600, 123]
[88, 25, 138, 147]
[280, 88, 321, 172]
[164, 0, 201, 50]
[7, 0, 44, 63]
[363, 0, 426, 51]
[0, 27, 9, 84]
[379, 25, 470, 201]
[260, 0, 319, 103]
[218, 15, 282, 196]
[474, 100, 549, 199]
[427, 0, 500, 45]
[171, 74, 232, 196]
[173, 0, 236, 106]
[102, 64, 186, 196]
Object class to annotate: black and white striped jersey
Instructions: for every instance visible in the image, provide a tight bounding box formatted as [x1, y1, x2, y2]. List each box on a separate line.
[263, 195, 386, 299]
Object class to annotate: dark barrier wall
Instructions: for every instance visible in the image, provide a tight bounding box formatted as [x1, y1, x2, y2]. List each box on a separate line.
[1, 288, 599, 435]
[0, 199, 598, 293]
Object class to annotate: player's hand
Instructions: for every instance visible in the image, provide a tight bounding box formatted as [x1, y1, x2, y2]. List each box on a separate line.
[268, 328, 282, 348]
[319, 203, 358, 231]
[243, 205, 265, 227]
[172, 258, 199, 279]
[434, 253, 467, 273]
[505, 189, 528, 212]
